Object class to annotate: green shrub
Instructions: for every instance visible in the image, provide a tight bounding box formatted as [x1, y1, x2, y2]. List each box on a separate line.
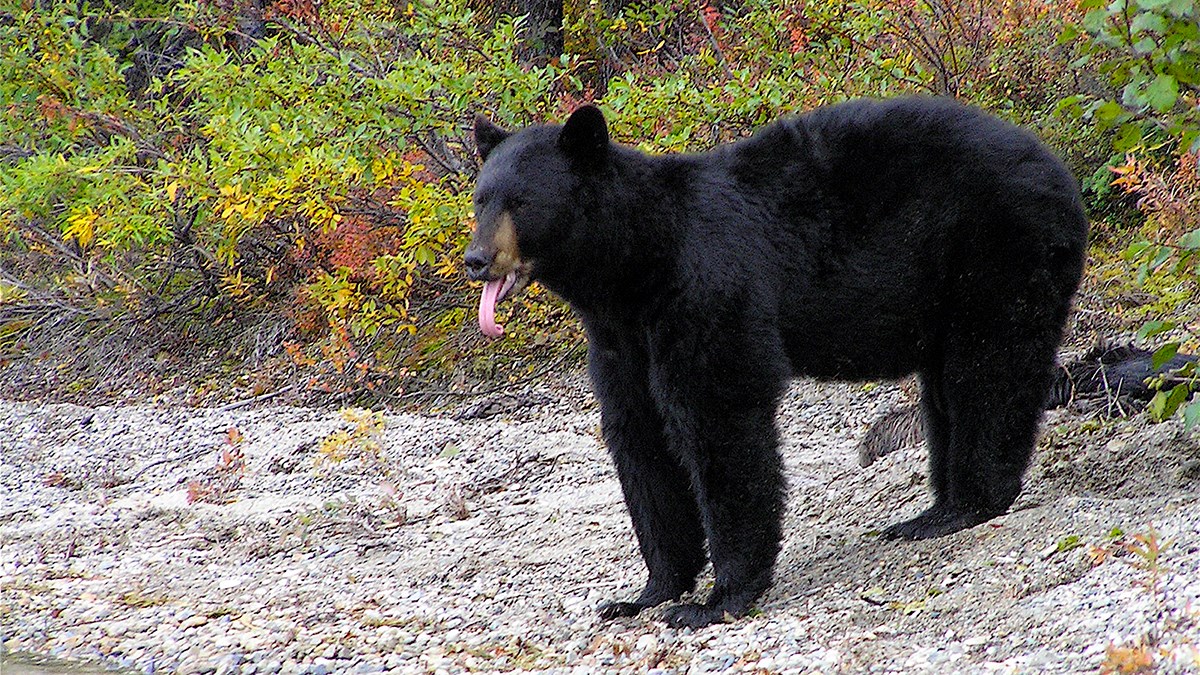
[0, 0, 1139, 401]
[1059, 0, 1199, 427]
[0, 0, 575, 393]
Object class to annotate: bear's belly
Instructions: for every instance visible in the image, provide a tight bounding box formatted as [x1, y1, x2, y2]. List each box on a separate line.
[781, 313, 928, 381]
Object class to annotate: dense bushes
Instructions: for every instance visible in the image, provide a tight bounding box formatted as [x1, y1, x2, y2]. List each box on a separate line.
[0, 0, 1195, 418]
[0, 1, 570, 395]
[1060, 0, 1199, 425]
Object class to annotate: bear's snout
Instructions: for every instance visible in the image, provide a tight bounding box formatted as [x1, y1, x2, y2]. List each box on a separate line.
[463, 247, 494, 280]
[465, 211, 522, 282]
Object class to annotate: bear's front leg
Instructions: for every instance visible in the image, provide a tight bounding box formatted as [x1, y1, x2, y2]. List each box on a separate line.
[649, 332, 789, 629]
[662, 400, 786, 628]
[587, 329, 707, 620]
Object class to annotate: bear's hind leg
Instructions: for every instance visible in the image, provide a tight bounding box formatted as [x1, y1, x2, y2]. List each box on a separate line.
[880, 370, 984, 539]
[883, 321, 1058, 540]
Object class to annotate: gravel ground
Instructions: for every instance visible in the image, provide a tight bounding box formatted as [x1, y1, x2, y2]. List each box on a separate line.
[2, 372, 1200, 674]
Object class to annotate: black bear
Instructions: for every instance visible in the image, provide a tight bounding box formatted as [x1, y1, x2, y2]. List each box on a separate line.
[464, 98, 1088, 628]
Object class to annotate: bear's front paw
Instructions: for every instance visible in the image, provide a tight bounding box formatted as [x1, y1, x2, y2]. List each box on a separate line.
[597, 601, 646, 620]
[663, 603, 736, 629]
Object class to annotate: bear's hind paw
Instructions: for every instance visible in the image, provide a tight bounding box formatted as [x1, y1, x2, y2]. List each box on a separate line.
[881, 503, 996, 540]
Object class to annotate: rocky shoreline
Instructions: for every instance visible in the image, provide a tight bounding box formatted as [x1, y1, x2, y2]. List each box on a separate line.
[3, 374, 1200, 673]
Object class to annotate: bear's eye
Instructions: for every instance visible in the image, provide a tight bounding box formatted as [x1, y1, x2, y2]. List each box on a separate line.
[505, 197, 527, 212]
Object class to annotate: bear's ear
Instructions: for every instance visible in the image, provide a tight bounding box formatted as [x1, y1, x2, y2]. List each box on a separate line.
[558, 105, 609, 163]
[474, 114, 510, 162]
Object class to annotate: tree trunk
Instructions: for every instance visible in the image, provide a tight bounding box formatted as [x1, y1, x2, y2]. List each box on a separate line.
[520, 0, 563, 63]
[237, 0, 265, 52]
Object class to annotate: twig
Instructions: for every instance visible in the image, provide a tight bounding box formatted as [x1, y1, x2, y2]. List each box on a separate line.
[217, 384, 296, 412]
[400, 345, 586, 400]
[268, 15, 370, 76]
[131, 446, 211, 481]
[1098, 363, 1129, 418]
[699, 8, 734, 79]
[414, 133, 467, 177]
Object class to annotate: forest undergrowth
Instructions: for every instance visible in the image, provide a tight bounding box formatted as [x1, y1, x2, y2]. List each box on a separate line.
[0, 0, 1196, 423]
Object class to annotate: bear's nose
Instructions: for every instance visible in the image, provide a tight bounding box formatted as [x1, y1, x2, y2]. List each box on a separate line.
[464, 248, 493, 280]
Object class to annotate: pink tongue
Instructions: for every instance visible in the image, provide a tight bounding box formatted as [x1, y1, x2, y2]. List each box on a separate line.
[478, 278, 506, 338]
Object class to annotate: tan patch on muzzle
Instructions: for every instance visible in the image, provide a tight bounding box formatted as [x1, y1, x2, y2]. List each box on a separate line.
[491, 211, 521, 273]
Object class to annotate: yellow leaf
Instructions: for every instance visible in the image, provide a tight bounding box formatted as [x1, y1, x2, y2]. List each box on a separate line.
[166, 181, 180, 202]
[64, 208, 97, 248]
[0, 283, 27, 304]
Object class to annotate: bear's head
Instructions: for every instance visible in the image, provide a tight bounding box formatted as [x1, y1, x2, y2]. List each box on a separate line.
[465, 105, 610, 337]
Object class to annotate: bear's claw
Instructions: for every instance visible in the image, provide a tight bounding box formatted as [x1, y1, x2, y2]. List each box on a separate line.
[663, 603, 735, 629]
[597, 601, 646, 620]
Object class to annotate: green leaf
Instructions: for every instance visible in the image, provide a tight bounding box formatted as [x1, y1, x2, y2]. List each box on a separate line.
[1163, 383, 1193, 419]
[1138, 320, 1176, 339]
[1094, 100, 1127, 124]
[1056, 534, 1083, 552]
[1149, 390, 1169, 420]
[1180, 228, 1200, 249]
[1114, 122, 1146, 151]
[1145, 73, 1179, 111]
[1152, 342, 1180, 370]
[1136, 261, 1152, 285]
[1150, 244, 1174, 270]
[1171, 17, 1200, 39]
[1083, 8, 1111, 32]
[1132, 36, 1158, 53]
[1167, 0, 1195, 15]
[1131, 12, 1168, 33]
[1122, 80, 1146, 109]
[1125, 239, 1153, 259]
[1185, 399, 1200, 432]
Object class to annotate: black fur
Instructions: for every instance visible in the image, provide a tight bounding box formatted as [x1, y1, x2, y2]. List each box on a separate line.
[466, 98, 1088, 628]
[1057, 343, 1197, 405]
